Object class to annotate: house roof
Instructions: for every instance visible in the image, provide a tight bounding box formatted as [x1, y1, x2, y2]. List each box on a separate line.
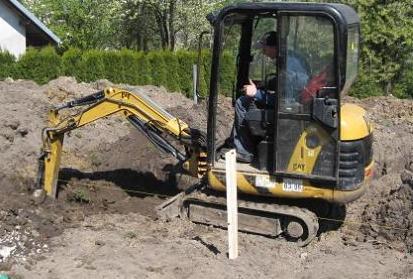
[3, 0, 61, 45]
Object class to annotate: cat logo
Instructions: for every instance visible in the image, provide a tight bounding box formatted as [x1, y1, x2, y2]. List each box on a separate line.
[293, 163, 305, 172]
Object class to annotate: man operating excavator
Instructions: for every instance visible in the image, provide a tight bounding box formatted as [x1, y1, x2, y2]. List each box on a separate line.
[231, 31, 311, 163]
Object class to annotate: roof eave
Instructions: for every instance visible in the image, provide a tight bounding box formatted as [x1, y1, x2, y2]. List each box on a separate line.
[6, 0, 61, 45]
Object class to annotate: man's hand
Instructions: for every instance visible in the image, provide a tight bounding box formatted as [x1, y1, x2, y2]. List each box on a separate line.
[243, 79, 257, 97]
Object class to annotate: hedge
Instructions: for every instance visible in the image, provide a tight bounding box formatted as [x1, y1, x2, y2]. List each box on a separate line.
[15, 47, 62, 84]
[0, 51, 15, 79]
[0, 47, 235, 98]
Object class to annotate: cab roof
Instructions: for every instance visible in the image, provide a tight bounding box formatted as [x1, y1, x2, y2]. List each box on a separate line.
[207, 2, 359, 26]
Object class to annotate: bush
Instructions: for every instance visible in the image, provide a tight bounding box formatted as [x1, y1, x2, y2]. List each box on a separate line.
[0, 47, 236, 99]
[393, 66, 413, 99]
[15, 46, 62, 84]
[118, 49, 141, 85]
[200, 50, 212, 97]
[147, 51, 167, 87]
[62, 48, 82, 79]
[349, 68, 383, 98]
[77, 49, 105, 82]
[218, 51, 236, 97]
[162, 51, 181, 92]
[176, 50, 196, 97]
[135, 52, 152, 85]
[0, 51, 16, 79]
[100, 50, 125, 83]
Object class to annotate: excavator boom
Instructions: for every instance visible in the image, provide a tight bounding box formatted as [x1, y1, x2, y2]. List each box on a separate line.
[36, 87, 206, 197]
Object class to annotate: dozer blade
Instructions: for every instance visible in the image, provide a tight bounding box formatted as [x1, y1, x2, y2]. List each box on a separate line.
[157, 189, 319, 246]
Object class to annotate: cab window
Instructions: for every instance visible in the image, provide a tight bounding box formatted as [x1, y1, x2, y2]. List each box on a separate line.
[278, 15, 336, 114]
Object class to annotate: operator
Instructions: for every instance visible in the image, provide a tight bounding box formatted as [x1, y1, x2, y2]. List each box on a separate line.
[231, 31, 310, 163]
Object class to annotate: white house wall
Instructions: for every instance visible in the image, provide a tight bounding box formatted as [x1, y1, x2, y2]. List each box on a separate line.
[0, 0, 26, 58]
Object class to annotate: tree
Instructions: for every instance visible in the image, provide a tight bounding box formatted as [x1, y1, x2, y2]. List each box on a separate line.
[344, 0, 413, 96]
[120, 0, 224, 51]
[22, 0, 123, 49]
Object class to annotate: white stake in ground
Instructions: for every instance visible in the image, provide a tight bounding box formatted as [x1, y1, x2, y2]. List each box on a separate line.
[225, 149, 238, 259]
[192, 64, 198, 105]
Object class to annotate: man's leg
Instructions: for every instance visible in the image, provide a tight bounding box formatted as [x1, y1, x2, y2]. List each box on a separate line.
[231, 96, 255, 162]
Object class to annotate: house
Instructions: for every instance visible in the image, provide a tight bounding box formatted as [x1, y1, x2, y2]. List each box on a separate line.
[0, 0, 60, 57]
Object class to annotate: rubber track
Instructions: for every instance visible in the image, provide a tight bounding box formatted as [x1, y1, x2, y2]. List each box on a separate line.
[183, 191, 319, 246]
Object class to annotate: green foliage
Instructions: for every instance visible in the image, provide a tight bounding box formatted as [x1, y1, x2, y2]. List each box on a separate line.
[200, 50, 212, 97]
[1, 47, 238, 100]
[393, 63, 413, 99]
[0, 51, 16, 79]
[22, 0, 224, 51]
[162, 51, 181, 92]
[136, 53, 152, 85]
[119, 0, 222, 51]
[219, 51, 236, 97]
[116, 49, 139, 85]
[176, 50, 197, 97]
[23, 0, 123, 50]
[100, 51, 124, 84]
[147, 51, 168, 87]
[349, 69, 383, 98]
[331, 0, 413, 97]
[62, 48, 82, 79]
[78, 50, 106, 82]
[15, 47, 62, 84]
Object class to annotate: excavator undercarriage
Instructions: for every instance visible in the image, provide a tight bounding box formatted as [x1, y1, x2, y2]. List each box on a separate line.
[157, 184, 320, 246]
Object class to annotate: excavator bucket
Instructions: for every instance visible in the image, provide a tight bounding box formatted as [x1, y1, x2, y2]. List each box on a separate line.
[36, 110, 65, 198]
[41, 133, 64, 198]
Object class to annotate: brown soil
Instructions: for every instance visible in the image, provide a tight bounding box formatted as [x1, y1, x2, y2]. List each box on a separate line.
[0, 77, 412, 278]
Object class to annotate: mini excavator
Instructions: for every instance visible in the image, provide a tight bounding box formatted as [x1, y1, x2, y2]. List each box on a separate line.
[36, 3, 373, 246]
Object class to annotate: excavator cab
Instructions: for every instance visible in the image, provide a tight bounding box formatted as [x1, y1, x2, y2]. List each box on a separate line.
[206, 3, 373, 204]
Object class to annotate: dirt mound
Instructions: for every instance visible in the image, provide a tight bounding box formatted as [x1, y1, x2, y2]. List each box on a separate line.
[339, 95, 413, 252]
[361, 158, 413, 252]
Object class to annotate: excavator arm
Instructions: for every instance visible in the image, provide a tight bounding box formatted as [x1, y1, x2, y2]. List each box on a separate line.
[36, 87, 207, 198]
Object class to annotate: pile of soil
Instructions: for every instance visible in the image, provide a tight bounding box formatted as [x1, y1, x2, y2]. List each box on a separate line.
[362, 158, 413, 252]
[340, 95, 413, 252]
[0, 77, 412, 277]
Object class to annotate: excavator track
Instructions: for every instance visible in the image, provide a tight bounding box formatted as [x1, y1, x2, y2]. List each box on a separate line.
[158, 188, 319, 246]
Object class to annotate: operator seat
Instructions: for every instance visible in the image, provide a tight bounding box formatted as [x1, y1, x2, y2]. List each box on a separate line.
[244, 101, 275, 170]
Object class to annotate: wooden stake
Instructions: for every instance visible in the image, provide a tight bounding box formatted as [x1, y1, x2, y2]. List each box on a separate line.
[192, 64, 198, 104]
[225, 149, 238, 260]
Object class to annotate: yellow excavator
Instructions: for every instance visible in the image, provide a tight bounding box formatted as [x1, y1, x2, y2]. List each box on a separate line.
[36, 2, 373, 246]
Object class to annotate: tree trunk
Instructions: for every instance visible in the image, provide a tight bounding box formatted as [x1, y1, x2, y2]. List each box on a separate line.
[168, 0, 176, 51]
[162, 9, 170, 49]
